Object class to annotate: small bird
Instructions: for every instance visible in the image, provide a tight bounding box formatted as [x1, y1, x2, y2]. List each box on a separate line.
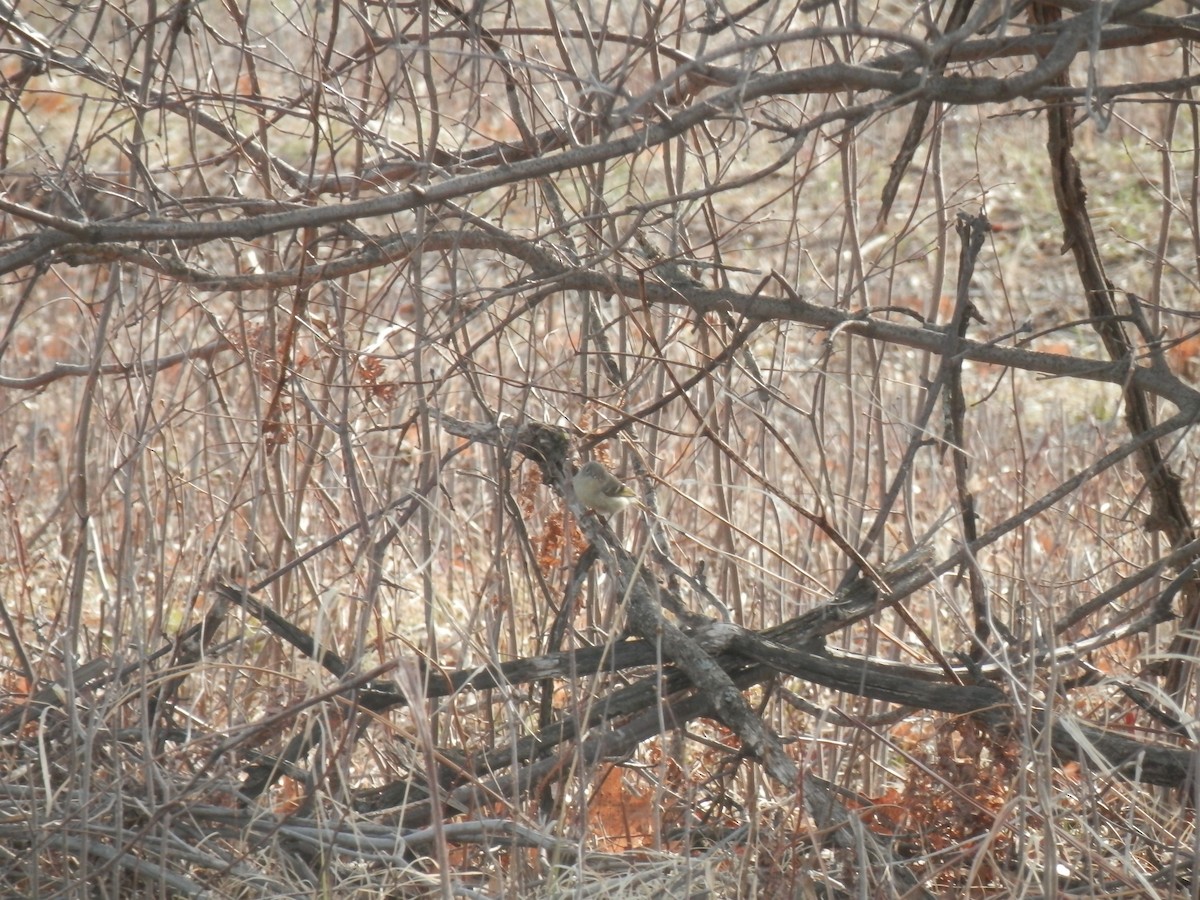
[572, 460, 640, 515]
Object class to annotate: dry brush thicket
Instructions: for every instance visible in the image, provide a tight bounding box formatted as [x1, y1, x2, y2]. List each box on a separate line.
[4, 0, 1200, 896]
